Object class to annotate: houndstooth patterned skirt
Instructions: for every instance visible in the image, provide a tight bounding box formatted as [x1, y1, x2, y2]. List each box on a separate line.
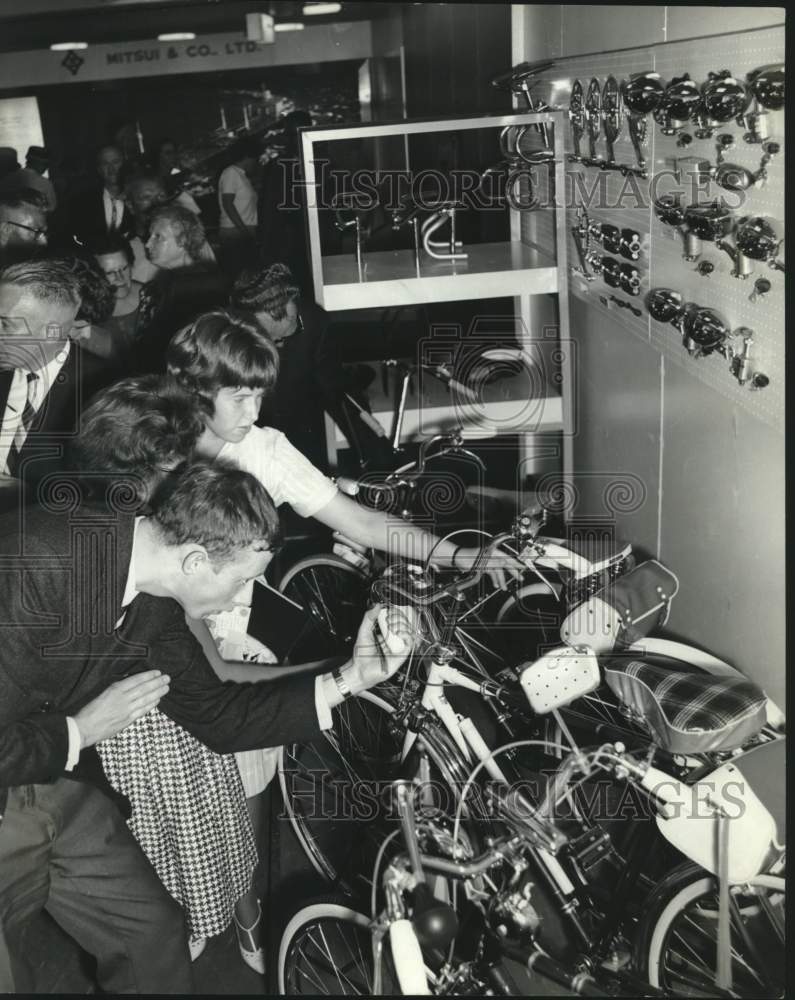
[97, 709, 258, 940]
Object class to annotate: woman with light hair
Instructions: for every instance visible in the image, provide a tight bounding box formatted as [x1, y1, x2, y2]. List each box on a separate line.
[133, 203, 228, 373]
[125, 171, 210, 283]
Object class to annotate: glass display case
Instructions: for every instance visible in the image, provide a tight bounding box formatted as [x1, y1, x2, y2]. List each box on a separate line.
[298, 109, 568, 310]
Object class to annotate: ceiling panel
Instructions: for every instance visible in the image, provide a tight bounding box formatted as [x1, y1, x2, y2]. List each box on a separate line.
[0, 1, 400, 52]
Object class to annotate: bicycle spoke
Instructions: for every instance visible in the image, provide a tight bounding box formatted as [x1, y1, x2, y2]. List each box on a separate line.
[313, 924, 369, 994]
[662, 895, 775, 994]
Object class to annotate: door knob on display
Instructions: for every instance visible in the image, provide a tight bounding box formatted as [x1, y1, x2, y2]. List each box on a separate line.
[682, 306, 730, 357]
[682, 202, 734, 261]
[646, 288, 685, 325]
[747, 63, 785, 110]
[654, 75, 701, 134]
[749, 277, 771, 303]
[721, 216, 784, 278]
[695, 70, 750, 139]
[742, 63, 785, 142]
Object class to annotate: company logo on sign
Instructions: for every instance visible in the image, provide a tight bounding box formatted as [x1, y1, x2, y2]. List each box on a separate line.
[61, 51, 85, 76]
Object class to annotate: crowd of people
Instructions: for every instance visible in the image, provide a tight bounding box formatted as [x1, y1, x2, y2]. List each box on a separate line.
[0, 122, 516, 993]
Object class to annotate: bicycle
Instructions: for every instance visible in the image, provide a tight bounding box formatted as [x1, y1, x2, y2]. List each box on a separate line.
[276, 523, 783, 895]
[279, 635, 785, 996]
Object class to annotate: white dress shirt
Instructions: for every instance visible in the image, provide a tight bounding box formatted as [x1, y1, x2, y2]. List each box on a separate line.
[0, 342, 70, 475]
[103, 187, 126, 231]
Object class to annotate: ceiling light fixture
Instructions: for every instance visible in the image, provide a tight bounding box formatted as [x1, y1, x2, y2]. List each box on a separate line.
[303, 3, 342, 15]
[158, 32, 196, 41]
[50, 42, 89, 50]
[274, 23, 305, 32]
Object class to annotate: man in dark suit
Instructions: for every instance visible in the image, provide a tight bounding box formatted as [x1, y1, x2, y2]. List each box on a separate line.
[67, 144, 134, 248]
[0, 258, 116, 512]
[0, 459, 410, 992]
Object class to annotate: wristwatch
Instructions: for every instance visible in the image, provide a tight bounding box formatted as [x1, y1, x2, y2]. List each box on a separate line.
[332, 666, 353, 700]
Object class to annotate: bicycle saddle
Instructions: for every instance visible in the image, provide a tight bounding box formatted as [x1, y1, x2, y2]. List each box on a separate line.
[603, 658, 768, 754]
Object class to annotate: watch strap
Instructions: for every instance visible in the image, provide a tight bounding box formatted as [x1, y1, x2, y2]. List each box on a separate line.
[332, 666, 352, 700]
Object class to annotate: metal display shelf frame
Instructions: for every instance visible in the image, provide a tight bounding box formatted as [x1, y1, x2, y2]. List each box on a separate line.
[299, 111, 573, 486]
[298, 110, 569, 311]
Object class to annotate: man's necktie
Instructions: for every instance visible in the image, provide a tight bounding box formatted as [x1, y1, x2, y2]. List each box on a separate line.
[4, 372, 39, 478]
[109, 198, 119, 231]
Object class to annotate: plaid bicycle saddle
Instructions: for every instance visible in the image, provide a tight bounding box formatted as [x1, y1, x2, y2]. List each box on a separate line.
[603, 659, 768, 754]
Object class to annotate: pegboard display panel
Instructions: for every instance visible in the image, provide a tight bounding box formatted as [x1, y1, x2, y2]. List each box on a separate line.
[517, 25, 784, 432]
[521, 47, 655, 350]
[649, 27, 784, 430]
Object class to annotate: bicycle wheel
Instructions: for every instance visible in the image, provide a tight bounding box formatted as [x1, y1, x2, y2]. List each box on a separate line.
[494, 580, 567, 667]
[278, 693, 397, 886]
[278, 897, 392, 995]
[280, 698, 489, 888]
[278, 554, 370, 660]
[637, 862, 786, 997]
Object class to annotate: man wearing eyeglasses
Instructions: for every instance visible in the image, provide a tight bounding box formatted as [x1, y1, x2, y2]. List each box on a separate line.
[0, 195, 48, 269]
[0, 258, 113, 511]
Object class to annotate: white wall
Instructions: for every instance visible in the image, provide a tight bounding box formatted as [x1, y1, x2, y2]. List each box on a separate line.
[510, 6, 786, 706]
[514, 4, 784, 58]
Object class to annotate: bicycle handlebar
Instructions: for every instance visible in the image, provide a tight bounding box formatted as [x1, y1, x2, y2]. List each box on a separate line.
[374, 532, 517, 608]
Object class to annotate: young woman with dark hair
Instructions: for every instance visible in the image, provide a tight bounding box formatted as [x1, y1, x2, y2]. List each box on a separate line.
[167, 308, 509, 570]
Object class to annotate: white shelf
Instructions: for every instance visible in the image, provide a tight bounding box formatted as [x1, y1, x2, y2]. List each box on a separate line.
[317, 241, 558, 311]
[324, 362, 563, 465]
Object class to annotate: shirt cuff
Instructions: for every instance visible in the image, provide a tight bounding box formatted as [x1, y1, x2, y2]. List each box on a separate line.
[65, 716, 82, 770]
[314, 674, 334, 731]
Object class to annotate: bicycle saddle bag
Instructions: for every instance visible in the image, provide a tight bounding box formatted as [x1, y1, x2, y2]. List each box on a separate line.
[603, 658, 768, 754]
[560, 559, 679, 654]
[519, 646, 601, 714]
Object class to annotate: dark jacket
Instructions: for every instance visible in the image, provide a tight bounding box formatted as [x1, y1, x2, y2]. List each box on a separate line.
[66, 186, 135, 248]
[133, 264, 230, 373]
[259, 299, 390, 472]
[0, 346, 118, 512]
[0, 504, 321, 823]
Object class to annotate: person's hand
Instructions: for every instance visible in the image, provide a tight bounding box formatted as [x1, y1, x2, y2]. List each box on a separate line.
[73, 670, 170, 747]
[342, 603, 417, 696]
[453, 546, 528, 591]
